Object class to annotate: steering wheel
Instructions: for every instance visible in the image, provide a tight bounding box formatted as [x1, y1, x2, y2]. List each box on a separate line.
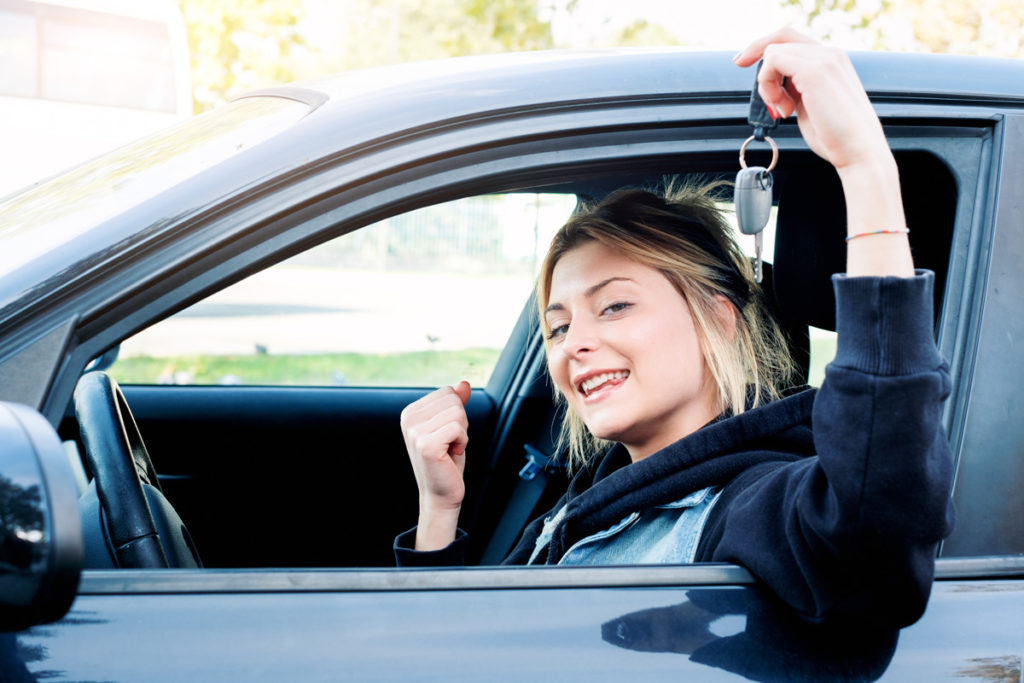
[74, 371, 197, 568]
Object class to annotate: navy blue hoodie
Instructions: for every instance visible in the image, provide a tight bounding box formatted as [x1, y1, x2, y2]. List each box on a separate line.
[396, 272, 955, 628]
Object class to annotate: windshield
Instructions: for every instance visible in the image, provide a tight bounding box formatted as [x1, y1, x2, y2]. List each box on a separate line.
[0, 97, 310, 290]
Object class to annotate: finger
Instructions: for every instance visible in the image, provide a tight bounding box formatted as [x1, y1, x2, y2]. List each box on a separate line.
[453, 380, 471, 406]
[405, 404, 469, 452]
[760, 43, 869, 120]
[757, 78, 797, 120]
[757, 43, 831, 118]
[401, 386, 451, 419]
[733, 26, 816, 67]
[412, 420, 468, 461]
[401, 385, 467, 425]
[422, 402, 469, 433]
[432, 421, 469, 458]
[402, 407, 468, 458]
[449, 435, 468, 458]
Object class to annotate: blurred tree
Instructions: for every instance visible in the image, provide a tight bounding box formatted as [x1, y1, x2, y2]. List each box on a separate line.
[336, 0, 557, 70]
[779, 0, 891, 46]
[177, 0, 310, 113]
[783, 0, 1023, 56]
[613, 19, 680, 47]
[176, 0, 1020, 115]
[900, 0, 1023, 57]
[178, 0, 560, 112]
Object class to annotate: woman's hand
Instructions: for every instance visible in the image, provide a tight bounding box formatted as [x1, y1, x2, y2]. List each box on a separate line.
[400, 380, 472, 550]
[734, 27, 890, 175]
[734, 27, 914, 277]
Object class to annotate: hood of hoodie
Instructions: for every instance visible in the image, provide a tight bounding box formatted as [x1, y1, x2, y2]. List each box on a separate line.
[543, 387, 818, 564]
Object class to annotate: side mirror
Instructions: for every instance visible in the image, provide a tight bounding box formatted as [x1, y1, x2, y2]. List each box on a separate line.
[0, 402, 82, 631]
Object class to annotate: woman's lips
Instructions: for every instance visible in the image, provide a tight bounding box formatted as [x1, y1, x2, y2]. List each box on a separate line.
[578, 370, 629, 397]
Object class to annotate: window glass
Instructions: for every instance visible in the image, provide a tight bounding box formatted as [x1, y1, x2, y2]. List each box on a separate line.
[111, 193, 576, 387]
[0, 97, 307, 285]
[808, 326, 838, 387]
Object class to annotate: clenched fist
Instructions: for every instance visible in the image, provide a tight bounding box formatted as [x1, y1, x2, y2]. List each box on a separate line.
[400, 380, 472, 550]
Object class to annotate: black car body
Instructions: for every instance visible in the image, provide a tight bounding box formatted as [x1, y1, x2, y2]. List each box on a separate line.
[1, 48, 1023, 680]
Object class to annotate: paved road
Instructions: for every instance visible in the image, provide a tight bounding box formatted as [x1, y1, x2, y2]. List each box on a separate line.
[120, 266, 537, 357]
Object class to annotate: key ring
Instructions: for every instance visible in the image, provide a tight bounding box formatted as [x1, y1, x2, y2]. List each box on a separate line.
[739, 135, 778, 172]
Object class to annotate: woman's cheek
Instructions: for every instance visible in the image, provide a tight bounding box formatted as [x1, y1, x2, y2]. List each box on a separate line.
[547, 349, 572, 399]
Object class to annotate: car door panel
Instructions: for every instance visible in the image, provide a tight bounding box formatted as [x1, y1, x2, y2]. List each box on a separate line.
[13, 570, 1024, 681]
[74, 385, 498, 568]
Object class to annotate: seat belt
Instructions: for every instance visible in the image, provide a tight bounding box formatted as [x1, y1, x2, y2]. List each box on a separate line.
[480, 419, 564, 565]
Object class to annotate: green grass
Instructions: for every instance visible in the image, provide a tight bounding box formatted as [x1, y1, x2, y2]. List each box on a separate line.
[111, 337, 839, 390]
[110, 348, 502, 388]
[807, 335, 838, 387]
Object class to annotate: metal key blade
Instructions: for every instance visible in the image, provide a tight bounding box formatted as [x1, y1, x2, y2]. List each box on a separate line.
[754, 231, 763, 283]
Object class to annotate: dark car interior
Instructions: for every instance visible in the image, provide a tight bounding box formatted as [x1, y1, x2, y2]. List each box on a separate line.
[60, 148, 957, 570]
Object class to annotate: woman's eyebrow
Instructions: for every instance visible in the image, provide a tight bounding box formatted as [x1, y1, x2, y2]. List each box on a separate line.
[545, 276, 635, 314]
[586, 276, 634, 298]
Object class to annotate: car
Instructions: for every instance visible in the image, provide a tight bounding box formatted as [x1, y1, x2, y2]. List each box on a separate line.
[2, 47, 1023, 680]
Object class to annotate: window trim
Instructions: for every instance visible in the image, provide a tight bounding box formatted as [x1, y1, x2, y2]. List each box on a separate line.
[76, 556, 1024, 596]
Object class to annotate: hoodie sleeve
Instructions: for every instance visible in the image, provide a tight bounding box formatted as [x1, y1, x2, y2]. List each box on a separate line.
[703, 270, 955, 627]
[393, 527, 469, 566]
[395, 490, 573, 567]
[395, 445, 620, 567]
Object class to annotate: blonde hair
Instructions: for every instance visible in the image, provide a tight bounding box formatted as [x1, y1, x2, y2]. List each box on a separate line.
[537, 180, 796, 470]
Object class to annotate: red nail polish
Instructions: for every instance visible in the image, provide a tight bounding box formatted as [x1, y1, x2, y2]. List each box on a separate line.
[767, 104, 778, 120]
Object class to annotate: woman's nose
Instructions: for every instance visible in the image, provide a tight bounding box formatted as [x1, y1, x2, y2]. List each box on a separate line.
[564, 317, 599, 356]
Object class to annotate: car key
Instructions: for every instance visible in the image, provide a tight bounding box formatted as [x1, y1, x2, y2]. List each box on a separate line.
[735, 165, 773, 283]
[734, 59, 779, 284]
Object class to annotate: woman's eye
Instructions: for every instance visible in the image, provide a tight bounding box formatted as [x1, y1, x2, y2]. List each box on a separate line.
[603, 302, 632, 315]
[547, 324, 569, 340]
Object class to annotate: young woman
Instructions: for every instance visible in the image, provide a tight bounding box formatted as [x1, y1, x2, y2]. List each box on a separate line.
[395, 28, 954, 628]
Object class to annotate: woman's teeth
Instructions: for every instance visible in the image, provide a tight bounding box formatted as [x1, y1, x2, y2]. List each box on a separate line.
[580, 371, 628, 396]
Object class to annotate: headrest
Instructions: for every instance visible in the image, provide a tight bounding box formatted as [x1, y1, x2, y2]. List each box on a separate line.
[759, 260, 809, 386]
[773, 162, 847, 332]
[773, 153, 955, 332]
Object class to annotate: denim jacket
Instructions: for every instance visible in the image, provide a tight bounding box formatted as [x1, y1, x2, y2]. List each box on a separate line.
[528, 486, 721, 565]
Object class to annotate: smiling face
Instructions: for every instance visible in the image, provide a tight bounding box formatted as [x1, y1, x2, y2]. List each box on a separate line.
[544, 240, 721, 461]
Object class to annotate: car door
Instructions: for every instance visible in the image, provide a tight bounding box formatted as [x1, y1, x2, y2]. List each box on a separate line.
[69, 191, 578, 569]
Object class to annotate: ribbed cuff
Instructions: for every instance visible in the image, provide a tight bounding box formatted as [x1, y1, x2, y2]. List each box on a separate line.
[831, 270, 942, 376]
[393, 526, 468, 567]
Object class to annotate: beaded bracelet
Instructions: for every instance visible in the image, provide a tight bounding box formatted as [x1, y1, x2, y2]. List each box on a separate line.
[845, 227, 910, 242]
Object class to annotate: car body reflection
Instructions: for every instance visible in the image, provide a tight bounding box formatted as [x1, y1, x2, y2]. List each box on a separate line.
[603, 588, 898, 682]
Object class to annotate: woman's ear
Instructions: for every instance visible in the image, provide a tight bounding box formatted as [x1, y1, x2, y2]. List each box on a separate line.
[712, 294, 738, 340]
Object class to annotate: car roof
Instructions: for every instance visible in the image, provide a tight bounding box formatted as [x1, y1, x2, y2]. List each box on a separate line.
[240, 50, 1024, 180]
[0, 48, 1021, 326]
[288, 48, 1024, 110]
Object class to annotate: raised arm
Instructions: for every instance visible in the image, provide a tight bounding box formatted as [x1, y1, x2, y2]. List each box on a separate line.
[734, 27, 914, 278]
[703, 31, 955, 627]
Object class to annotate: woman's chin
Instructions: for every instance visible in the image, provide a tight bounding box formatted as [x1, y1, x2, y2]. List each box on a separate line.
[584, 419, 631, 445]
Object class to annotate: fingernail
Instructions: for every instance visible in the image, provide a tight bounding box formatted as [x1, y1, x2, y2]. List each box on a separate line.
[732, 52, 743, 63]
[767, 104, 778, 119]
